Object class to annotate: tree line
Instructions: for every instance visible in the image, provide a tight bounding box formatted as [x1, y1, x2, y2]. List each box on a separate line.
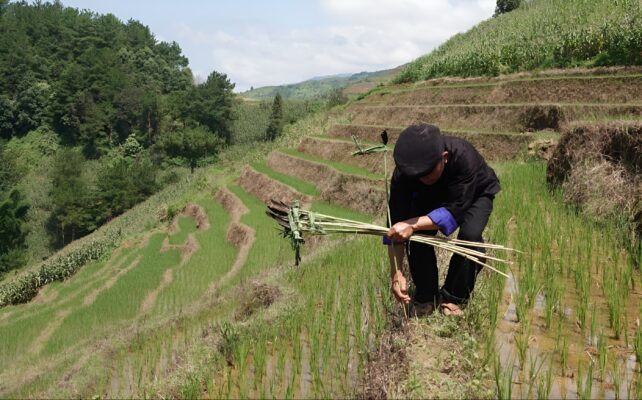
[0, 1, 234, 274]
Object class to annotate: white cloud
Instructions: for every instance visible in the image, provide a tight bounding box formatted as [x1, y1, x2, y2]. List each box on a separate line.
[177, 0, 495, 91]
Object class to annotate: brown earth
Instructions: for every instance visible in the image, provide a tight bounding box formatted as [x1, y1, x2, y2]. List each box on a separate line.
[369, 74, 642, 106]
[325, 125, 532, 161]
[547, 121, 642, 239]
[297, 136, 393, 175]
[236, 166, 313, 207]
[267, 151, 386, 215]
[235, 283, 281, 320]
[214, 186, 250, 223]
[328, 124, 404, 142]
[169, 203, 210, 233]
[346, 103, 642, 132]
[226, 222, 251, 248]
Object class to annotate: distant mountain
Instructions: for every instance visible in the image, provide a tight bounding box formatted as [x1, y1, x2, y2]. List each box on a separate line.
[240, 67, 401, 101]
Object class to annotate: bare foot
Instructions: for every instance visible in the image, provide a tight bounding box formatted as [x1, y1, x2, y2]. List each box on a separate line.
[440, 302, 464, 316]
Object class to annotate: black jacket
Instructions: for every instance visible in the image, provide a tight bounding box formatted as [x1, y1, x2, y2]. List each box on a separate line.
[388, 136, 500, 226]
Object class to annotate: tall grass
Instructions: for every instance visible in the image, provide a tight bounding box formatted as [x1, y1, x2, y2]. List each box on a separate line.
[396, 0, 642, 83]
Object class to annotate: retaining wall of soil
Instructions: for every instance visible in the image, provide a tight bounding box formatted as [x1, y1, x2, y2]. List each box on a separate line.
[346, 104, 642, 132]
[325, 125, 531, 161]
[236, 166, 313, 207]
[267, 151, 386, 216]
[547, 122, 642, 239]
[367, 75, 642, 106]
[297, 137, 393, 175]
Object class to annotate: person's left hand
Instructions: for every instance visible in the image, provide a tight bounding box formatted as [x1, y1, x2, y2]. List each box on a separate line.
[387, 221, 414, 242]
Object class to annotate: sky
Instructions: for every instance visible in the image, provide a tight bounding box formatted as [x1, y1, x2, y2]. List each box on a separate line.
[59, 0, 496, 91]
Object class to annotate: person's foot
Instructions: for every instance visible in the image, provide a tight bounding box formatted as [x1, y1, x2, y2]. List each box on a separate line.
[440, 302, 464, 316]
[410, 301, 436, 318]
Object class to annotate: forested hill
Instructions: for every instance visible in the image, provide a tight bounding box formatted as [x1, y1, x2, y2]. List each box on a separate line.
[0, 1, 237, 275]
[0, 0, 235, 152]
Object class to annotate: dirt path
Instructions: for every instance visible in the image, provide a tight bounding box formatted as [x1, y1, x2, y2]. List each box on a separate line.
[209, 187, 256, 293]
[29, 309, 71, 356]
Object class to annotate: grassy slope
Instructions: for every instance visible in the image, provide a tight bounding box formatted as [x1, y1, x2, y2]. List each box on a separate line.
[396, 0, 642, 83]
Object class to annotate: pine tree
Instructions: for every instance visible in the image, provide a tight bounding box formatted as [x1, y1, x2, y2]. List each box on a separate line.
[265, 93, 283, 141]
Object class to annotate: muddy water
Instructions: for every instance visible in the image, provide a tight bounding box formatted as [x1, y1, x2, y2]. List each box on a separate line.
[496, 272, 642, 399]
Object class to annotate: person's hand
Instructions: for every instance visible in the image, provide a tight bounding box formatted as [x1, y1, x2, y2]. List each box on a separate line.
[391, 270, 411, 304]
[387, 221, 414, 242]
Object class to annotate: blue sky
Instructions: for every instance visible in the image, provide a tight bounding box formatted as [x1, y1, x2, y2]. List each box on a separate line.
[59, 0, 496, 91]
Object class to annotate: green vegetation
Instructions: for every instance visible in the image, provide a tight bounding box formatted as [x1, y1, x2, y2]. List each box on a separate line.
[0, 188, 28, 274]
[240, 69, 394, 101]
[231, 99, 323, 144]
[265, 93, 284, 141]
[250, 162, 320, 196]
[279, 148, 381, 180]
[493, 0, 521, 16]
[156, 127, 224, 173]
[485, 162, 641, 398]
[0, 1, 238, 267]
[396, 0, 642, 83]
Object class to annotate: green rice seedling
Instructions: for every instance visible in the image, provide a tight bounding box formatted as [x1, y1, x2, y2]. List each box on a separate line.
[536, 357, 554, 400]
[514, 322, 530, 370]
[589, 304, 598, 346]
[576, 359, 594, 400]
[253, 340, 267, 390]
[494, 354, 514, 400]
[597, 332, 608, 381]
[607, 289, 623, 340]
[526, 354, 546, 399]
[610, 359, 622, 400]
[559, 335, 569, 377]
[634, 318, 642, 365]
[543, 263, 560, 329]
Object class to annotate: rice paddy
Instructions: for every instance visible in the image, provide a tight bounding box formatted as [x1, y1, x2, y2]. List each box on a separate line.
[1, 64, 641, 399]
[487, 162, 642, 399]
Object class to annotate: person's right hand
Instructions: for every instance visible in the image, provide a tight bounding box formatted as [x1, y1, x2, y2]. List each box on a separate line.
[391, 270, 411, 304]
[387, 221, 414, 243]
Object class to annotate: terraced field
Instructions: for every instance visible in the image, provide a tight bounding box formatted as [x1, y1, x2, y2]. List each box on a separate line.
[1, 67, 641, 398]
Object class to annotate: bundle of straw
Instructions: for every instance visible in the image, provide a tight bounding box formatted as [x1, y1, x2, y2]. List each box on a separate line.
[266, 200, 517, 278]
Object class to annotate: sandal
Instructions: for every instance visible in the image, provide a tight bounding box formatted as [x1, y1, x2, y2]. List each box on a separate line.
[440, 302, 464, 316]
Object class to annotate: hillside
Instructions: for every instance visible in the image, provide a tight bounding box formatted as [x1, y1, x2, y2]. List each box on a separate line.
[396, 0, 642, 83]
[1, 1, 642, 398]
[1, 61, 641, 397]
[0, 1, 236, 273]
[239, 67, 399, 101]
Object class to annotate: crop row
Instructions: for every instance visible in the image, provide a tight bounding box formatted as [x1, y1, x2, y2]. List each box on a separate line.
[397, 0, 642, 83]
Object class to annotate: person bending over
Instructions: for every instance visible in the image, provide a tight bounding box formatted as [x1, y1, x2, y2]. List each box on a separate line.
[385, 124, 500, 316]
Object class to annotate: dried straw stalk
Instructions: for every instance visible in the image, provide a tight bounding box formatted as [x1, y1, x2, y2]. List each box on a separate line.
[266, 200, 516, 278]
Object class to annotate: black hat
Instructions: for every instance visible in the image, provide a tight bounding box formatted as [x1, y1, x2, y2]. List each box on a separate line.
[393, 124, 444, 178]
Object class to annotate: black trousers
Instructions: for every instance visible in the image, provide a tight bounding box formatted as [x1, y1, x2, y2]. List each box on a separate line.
[407, 196, 494, 305]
